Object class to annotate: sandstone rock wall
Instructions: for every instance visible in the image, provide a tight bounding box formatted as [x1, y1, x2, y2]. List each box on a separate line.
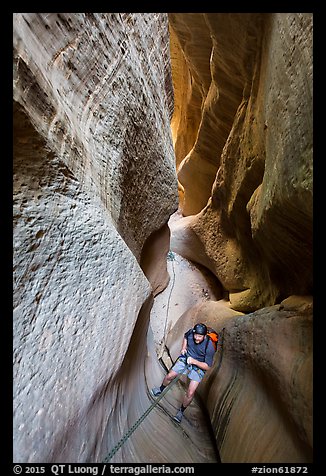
[169, 13, 313, 312]
[13, 13, 179, 463]
[200, 296, 313, 463]
[13, 12, 313, 465]
[167, 12, 313, 464]
[14, 13, 177, 259]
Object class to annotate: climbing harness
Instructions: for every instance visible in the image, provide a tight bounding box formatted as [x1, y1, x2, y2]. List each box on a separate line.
[102, 328, 226, 463]
[102, 365, 191, 463]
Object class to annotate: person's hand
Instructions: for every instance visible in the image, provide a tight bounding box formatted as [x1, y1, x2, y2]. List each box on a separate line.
[181, 349, 187, 355]
[187, 356, 193, 365]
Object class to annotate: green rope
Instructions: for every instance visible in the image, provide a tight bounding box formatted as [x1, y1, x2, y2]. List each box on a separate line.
[102, 366, 190, 463]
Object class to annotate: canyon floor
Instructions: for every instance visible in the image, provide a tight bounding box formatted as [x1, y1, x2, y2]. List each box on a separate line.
[147, 211, 232, 463]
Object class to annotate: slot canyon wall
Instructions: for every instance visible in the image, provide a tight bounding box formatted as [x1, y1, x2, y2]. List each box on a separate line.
[168, 12, 313, 462]
[169, 13, 313, 312]
[13, 13, 182, 463]
[13, 12, 313, 464]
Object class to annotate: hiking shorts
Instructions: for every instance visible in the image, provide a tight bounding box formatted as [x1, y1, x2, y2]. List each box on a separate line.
[171, 355, 206, 382]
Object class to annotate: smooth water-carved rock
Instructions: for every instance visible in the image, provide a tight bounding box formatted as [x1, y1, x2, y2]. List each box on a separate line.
[200, 298, 313, 463]
[168, 13, 313, 464]
[13, 13, 178, 259]
[13, 11, 313, 465]
[13, 13, 179, 463]
[13, 103, 152, 462]
[170, 13, 312, 312]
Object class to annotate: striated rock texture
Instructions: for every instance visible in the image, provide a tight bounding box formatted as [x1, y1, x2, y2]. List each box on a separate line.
[13, 11, 313, 465]
[169, 13, 313, 312]
[200, 296, 313, 463]
[14, 13, 176, 259]
[13, 104, 151, 462]
[157, 292, 312, 463]
[13, 13, 182, 463]
[167, 13, 313, 464]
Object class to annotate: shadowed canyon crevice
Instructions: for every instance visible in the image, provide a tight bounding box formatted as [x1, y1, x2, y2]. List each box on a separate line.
[13, 13, 312, 463]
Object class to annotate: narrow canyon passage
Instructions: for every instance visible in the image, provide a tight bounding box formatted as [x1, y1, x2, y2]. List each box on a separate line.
[13, 13, 312, 464]
[102, 216, 229, 463]
[145, 224, 226, 464]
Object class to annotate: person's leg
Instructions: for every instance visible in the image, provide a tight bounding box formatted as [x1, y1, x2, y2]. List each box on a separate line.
[182, 379, 200, 408]
[154, 356, 187, 393]
[162, 369, 178, 387]
[173, 378, 201, 423]
[152, 369, 178, 397]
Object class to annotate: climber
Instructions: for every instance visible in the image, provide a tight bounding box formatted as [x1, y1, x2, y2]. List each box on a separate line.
[152, 323, 215, 423]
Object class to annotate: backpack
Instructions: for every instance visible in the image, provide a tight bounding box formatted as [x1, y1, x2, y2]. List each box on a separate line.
[205, 328, 219, 353]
